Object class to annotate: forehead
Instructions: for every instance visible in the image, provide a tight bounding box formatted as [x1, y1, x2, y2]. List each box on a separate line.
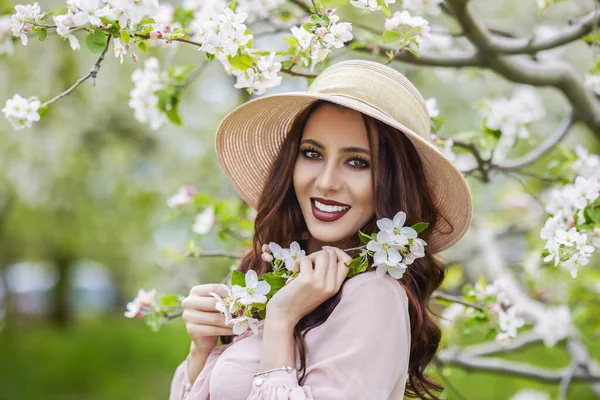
[301, 103, 370, 147]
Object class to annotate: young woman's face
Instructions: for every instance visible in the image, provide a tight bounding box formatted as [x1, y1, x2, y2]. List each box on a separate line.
[293, 104, 376, 247]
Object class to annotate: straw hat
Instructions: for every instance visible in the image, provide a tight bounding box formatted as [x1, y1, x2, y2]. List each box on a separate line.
[215, 59, 472, 254]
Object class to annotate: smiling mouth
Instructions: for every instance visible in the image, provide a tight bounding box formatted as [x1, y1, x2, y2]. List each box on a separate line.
[310, 198, 351, 222]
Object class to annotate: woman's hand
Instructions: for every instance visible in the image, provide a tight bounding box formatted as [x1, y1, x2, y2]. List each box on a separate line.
[181, 284, 234, 354]
[265, 246, 352, 327]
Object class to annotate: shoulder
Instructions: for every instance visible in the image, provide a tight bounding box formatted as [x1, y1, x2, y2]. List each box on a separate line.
[337, 271, 409, 314]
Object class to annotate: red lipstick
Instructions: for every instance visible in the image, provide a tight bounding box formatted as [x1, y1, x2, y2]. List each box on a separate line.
[310, 198, 351, 222]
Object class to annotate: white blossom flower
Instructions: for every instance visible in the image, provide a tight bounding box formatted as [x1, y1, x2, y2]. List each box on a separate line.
[231, 315, 259, 335]
[231, 270, 270, 305]
[2, 94, 41, 130]
[197, 8, 251, 61]
[481, 86, 544, 162]
[367, 231, 403, 264]
[373, 248, 406, 279]
[322, 22, 353, 49]
[376, 211, 417, 246]
[425, 97, 440, 118]
[10, 2, 42, 46]
[0, 16, 15, 55]
[498, 305, 525, 338]
[403, 238, 427, 264]
[128, 57, 167, 130]
[291, 25, 313, 50]
[268, 241, 305, 271]
[53, 12, 80, 50]
[233, 52, 282, 95]
[384, 10, 430, 51]
[209, 287, 233, 322]
[510, 389, 550, 400]
[192, 207, 215, 235]
[167, 186, 197, 208]
[534, 305, 571, 347]
[67, 0, 113, 27]
[440, 303, 465, 329]
[109, 0, 159, 27]
[124, 288, 157, 318]
[113, 37, 129, 64]
[402, 0, 443, 16]
[584, 74, 600, 95]
[572, 145, 600, 179]
[350, 0, 396, 12]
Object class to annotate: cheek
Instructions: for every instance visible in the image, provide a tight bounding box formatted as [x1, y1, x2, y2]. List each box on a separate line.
[351, 174, 374, 211]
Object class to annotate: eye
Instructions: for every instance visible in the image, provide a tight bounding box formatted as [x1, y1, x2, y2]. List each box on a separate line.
[347, 157, 370, 169]
[301, 147, 323, 160]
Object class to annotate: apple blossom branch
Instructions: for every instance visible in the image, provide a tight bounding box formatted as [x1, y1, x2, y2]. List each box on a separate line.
[442, 0, 600, 136]
[41, 34, 112, 107]
[435, 221, 600, 393]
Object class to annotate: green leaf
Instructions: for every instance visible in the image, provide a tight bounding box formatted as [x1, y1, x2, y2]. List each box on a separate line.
[160, 294, 181, 307]
[382, 30, 401, 44]
[283, 35, 299, 49]
[302, 22, 316, 33]
[227, 54, 255, 70]
[231, 270, 246, 287]
[261, 273, 286, 297]
[377, 0, 391, 16]
[38, 105, 48, 118]
[584, 204, 600, 224]
[166, 104, 182, 125]
[120, 30, 130, 44]
[228, 0, 237, 11]
[358, 230, 373, 245]
[85, 29, 107, 53]
[410, 222, 429, 234]
[36, 27, 47, 41]
[138, 41, 148, 52]
[206, 52, 216, 61]
[139, 18, 156, 24]
[310, 14, 327, 26]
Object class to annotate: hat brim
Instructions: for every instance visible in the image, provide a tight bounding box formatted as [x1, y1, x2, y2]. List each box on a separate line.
[215, 92, 472, 254]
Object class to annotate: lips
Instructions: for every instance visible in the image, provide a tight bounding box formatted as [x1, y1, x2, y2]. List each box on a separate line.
[310, 197, 351, 222]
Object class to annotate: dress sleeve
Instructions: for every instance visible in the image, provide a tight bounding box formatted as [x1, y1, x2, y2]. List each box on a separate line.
[247, 274, 411, 400]
[169, 344, 229, 400]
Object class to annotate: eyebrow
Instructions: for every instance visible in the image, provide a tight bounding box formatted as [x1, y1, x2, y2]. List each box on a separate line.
[300, 139, 370, 156]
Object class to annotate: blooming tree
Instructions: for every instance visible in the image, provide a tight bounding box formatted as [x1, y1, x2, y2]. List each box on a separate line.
[2, 0, 600, 398]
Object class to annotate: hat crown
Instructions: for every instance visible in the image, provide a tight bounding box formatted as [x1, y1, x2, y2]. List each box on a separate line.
[307, 60, 431, 139]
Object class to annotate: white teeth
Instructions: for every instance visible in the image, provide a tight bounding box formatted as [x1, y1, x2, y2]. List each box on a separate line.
[314, 200, 349, 213]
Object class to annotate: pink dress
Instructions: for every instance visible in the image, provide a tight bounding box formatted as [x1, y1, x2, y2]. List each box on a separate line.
[169, 271, 411, 400]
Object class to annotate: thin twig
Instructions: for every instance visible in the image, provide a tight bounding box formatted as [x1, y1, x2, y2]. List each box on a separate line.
[188, 250, 243, 259]
[41, 34, 112, 107]
[432, 291, 485, 312]
[281, 67, 318, 78]
[433, 358, 470, 400]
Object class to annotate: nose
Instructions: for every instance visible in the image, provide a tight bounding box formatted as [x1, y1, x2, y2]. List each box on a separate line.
[315, 159, 343, 195]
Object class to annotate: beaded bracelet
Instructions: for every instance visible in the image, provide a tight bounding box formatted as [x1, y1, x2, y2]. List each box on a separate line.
[253, 365, 296, 378]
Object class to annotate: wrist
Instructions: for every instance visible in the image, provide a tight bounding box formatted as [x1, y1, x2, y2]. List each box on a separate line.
[190, 341, 213, 357]
[264, 311, 297, 332]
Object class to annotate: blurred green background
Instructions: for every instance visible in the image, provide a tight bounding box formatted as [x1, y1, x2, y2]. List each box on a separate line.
[1, 0, 600, 399]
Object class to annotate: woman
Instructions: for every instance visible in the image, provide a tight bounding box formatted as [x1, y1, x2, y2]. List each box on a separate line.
[170, 59, 472, 399]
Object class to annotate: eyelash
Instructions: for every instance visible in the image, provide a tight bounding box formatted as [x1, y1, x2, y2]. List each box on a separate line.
[300, 146, 370, 169]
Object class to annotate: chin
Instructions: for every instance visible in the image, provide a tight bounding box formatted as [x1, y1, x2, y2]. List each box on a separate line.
[306, 222, 357, 246]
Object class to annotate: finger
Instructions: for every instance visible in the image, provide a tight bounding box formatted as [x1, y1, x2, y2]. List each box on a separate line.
[190, 284, 230, 298]
[182, 309, 231, 328]
[313, 251, 330, 283]
[324, 246, 352, 285]
[324, 248, 338, 286]
[181, 296, 220, 312]
[187, 323, 235, 337]
[298, 256, 314, 279]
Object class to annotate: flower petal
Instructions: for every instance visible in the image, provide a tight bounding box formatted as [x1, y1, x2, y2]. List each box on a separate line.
[375, 264, 387, 278]
[255, 280, 271, 295]
[377, 218, 393, 232]
[245, 269, 258, 288]
[393, 211, 406, 227]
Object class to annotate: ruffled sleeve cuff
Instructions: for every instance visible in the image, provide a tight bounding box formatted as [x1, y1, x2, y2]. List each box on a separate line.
[248, 370, 313, 400]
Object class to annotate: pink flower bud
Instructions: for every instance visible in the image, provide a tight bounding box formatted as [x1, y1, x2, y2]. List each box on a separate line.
[22, 25, 31, 32]
[261, 253, 274, 262]
[430, 134, 438, 143]
[164, 24, 171, 32]
[150, 30, 163, 39]
[491, 303, 501, 315]
[316, 27, 328, 38]
[327, 8, 333, 14]
[131, 53, 138, 62]
[567, 216, 575, 227]
[261, 244, 270, 254]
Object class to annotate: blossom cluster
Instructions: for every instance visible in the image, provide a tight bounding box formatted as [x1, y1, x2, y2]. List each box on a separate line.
[124, 288, 157, 318]
[384, 10, 431, 52]
[540, 146, 600, 278]
[210, 270, 271, 335]
[128, 57, 167, 131]
[480, 86, 545, 163]
[1, 94, 41, 130]
[287, 8, 353, 71]
[364, 211, 427, 279]
[9, 2, 42, 46]
[350, 0, 396, 12]
[166, 185, 216, 235]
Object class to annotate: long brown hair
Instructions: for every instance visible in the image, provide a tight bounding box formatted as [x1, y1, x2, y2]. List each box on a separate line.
[237, 101, 451, 399]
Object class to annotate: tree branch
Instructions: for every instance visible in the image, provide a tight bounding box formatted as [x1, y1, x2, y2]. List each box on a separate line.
[494, 113, 576, 170]
[443, 0, 600, 136]
[488, 9, 600, 54]
[432, 291, 486, 311]
[41, 34, 112, 107]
